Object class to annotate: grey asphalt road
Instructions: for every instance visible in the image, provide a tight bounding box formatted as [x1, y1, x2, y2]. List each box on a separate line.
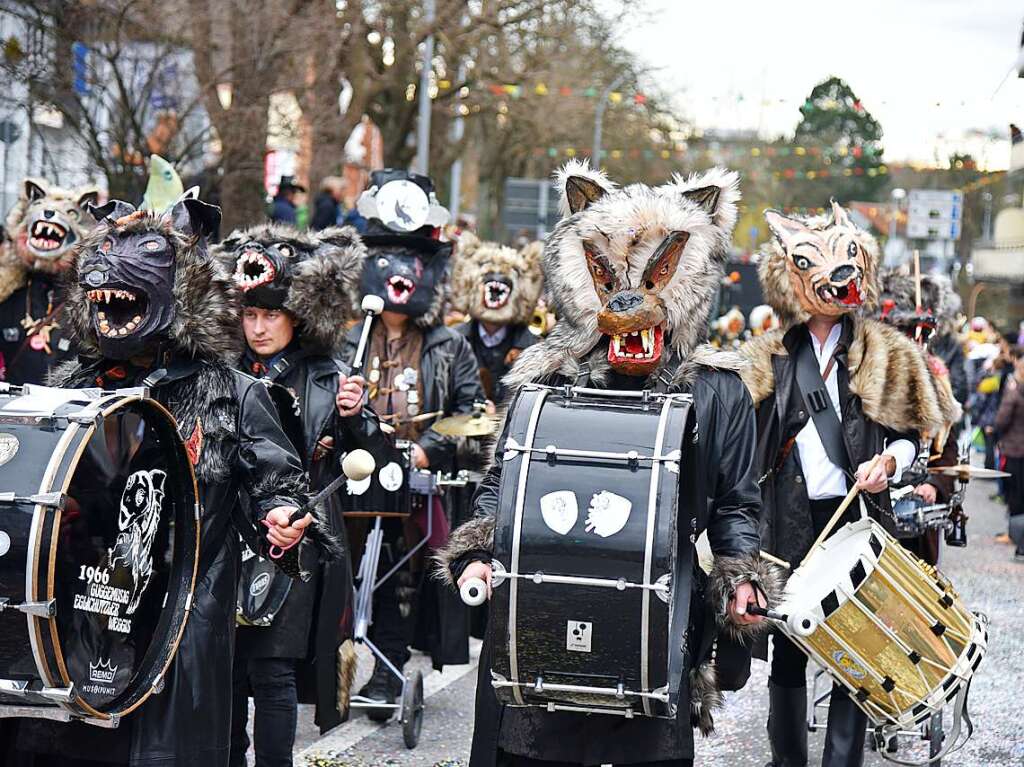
[286, 474, 1024, 767]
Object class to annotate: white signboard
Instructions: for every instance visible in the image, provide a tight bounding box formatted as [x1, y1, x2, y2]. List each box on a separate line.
[907, 189, 962, 241]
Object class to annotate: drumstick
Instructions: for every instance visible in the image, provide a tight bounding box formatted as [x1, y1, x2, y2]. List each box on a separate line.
[800, 455, 881, 567]
[759, 550, 791, 570]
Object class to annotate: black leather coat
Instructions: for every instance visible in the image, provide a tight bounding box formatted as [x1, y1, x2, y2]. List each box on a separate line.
[0, 276, 78, 384]
[8, 356, 306, 766]
[454, 365, 761, 766]
[755, 321, 911, 566]
[235, 349, 390, 733]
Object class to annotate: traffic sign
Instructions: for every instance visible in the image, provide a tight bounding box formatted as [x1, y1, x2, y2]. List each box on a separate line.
[907, 189, 962, 241]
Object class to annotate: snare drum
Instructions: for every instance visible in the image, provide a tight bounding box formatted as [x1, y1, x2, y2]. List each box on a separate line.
[0, 385, 199, 725]
[340, 440, 413, 517]
[487, 384, 697, 719]
[774, 518, 987, 732]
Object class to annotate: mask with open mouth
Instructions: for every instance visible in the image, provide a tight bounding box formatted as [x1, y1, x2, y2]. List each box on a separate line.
[451, 232, 544, 326]
[6, 177, 99, 273]
[75, 195, 220, 359]
[761, 200, 879, 324]
[360, 242, 449, 322]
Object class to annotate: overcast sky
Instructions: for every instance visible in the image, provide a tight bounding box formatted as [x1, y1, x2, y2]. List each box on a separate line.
[619, 0, 1024, 168]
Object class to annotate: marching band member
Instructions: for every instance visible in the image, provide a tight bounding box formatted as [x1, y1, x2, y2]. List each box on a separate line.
[877, 267, 964, 564]
[5, 194, 315, 767]
[217, 223, 389, 766]
[739, 203, 956, 767]
[450, 232, 544, 404]
[437, 161, 783, 767]
[0, 177, 99, 383]
[342, 169, 484, 716]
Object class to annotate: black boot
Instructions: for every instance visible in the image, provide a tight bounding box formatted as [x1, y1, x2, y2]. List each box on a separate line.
[358, 661, 403, 722]
[822, 685, 867, 767]
[766, 682, 808, 767]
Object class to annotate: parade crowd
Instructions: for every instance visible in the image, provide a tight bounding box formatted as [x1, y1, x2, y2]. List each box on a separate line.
[0, 156, 994, 767]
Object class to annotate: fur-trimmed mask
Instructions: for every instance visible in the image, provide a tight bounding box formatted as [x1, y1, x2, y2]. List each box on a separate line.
[878, 267, 959, 343]
[544, 160, 740, 377]
[360, 235, 451, 325]
[761, 201, 879, 324]
[6, 177, 100, 272]
[218, 224, 365, 351]
[451, 232, 543, 326]
[73, 195, 222, 360]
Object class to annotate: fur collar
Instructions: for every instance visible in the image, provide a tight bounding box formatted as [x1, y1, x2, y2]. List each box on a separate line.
[739, 318, 961, 437]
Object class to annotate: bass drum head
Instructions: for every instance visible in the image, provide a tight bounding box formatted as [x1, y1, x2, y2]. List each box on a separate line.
[46, 397, 198, 717]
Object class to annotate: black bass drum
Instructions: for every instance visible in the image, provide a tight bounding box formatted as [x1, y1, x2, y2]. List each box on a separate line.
[0, 385, 199, 726]
[488, 385, 697, 719]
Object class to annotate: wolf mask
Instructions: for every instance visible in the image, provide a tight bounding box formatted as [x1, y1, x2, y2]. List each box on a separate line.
[68, 194, 233, 361]
[523, 160, 740, 379]
[5, 177, 100, 273]
[761, 201, 879, 325]
[217, 223, 365, 351]
[451, 232, 543, 326]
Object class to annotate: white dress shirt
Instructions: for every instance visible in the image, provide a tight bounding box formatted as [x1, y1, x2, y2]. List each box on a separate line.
[477, 323, 508, 348]
[795, 323, 917, 500]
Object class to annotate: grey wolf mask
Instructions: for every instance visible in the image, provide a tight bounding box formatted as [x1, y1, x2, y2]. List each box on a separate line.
[760, 201, 880, 326]
[516, 160, 740, 379]
[878, 267, 960, 341]
[66, 194, 238, 362]
[451, 232, 543, 326]
[216, 223, 365, 351]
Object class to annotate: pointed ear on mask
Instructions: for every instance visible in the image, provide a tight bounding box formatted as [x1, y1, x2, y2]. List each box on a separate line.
[24, 178, 48, 202]
[76, 188, 100, 211]
[565, 176, 607, 214]
[764, 209, 810, 250]
[87, 199, 137, 223]
[169, 196, 221, 239]
[681, 185, 721, 216]
[830, 198, 853, 228]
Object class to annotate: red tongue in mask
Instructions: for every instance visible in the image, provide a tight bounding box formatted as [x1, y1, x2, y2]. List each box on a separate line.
[840, 280, 862, 306]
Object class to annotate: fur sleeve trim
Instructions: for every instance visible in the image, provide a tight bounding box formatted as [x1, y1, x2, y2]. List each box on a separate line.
[432, 515, 495, 588]
[247, 470, 344, 561]
[690, 662, 724, 736]
[707, 553, 787, 642]
[672, 343, 747, 387]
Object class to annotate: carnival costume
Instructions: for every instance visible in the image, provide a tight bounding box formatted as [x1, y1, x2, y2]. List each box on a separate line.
[0, 178, 99, 383]
[739, 203, 959, 767]
[437, 161, 783, 767]
[450, 232, 544, 403]
[216, 223, 391, 762]
[341, 169, 485, 712]
[4, 195, 312, 767]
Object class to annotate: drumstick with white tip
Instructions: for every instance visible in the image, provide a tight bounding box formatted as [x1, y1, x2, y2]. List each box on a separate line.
[351, 294, 385, 376]
[460, 577, 488, 606]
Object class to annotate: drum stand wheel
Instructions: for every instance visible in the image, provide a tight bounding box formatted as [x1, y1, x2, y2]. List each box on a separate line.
[401, 670, 425, 749]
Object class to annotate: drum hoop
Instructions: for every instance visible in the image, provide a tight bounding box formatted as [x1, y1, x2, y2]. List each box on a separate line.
[507, 387, 548, 706]
[32, 394, 200, 720]
[639, 395, 683, 716]
[25, 417, 84, 697]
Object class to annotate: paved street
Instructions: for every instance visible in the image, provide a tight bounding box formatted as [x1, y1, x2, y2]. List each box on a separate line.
[289, 474, 1024, 767]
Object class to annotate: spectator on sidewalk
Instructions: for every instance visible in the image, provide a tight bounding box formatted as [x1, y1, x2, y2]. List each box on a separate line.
[994, 345, 1024, 561]
[311, 176, 345, 230]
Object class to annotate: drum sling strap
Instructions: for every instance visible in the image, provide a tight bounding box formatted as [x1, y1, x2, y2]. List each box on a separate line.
[793, 333, 852, 476]
[875, 680, 975, 766]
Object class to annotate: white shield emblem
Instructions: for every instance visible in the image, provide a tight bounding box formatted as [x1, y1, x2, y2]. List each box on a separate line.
[540, 491, 578, 536]
[379, 462, 405, 492]
[585, 491, 632, 538]
[0, 434, 19, 466]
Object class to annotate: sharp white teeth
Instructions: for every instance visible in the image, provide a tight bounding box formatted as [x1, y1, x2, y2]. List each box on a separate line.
[126, 321, 136, 330]
[97, 311, 106, 320]
[117, 328, 127, 336]
[133, 315, 142, 323]
[612, 335, 622, 354]
[641, 329, 651, 354]
[103, 290, 111, 303]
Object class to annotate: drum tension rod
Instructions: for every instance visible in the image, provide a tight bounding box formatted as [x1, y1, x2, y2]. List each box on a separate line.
[0, 491, 66, 509]
[0, 597, 56, 618]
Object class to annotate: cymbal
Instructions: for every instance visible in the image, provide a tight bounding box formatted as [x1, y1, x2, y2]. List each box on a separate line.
[431, 412, 498, 437]
[932, 464, 1011, 479]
